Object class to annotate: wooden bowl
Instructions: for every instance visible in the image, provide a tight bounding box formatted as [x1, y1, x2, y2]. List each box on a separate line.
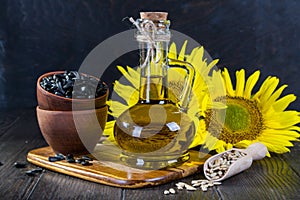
[36, 106, 108, 155]
[37, 71, 108, 111]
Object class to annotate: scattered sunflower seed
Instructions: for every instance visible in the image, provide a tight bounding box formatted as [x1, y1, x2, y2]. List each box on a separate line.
[169, 188, 176, 194]
[14, 162, 27, 168]
[0, 161, 3, 166]
[25, 168, 44, 176]
[82, 155, 93, 161]
[66, 154, 75, 163]
[172, 179, 223, 193]
[25, 170, 36, 176]
[175, 182, 186, 187]
[48, 156, 61, 162]
[163, 190, 170, 195]
[31, 168, 43, 173]
[185, 184, 197, 191]
[80, 160, 91, 166]
[55, 153, 65, 160]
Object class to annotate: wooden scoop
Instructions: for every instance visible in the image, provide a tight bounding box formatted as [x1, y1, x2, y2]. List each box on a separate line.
[203, 142, 268, 182]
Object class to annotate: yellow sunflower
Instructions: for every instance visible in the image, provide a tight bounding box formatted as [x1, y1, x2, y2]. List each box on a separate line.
[203, 68, 300, 155]
[104, 42, 223, 148]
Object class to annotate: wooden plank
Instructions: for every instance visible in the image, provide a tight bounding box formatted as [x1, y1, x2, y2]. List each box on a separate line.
[0, 109, 47, 199]
[124, 174, 221, 200]
[27, 170, 123, 200]
[0, 109, 120, 200]
[280, 142, 300, 175]
[0, 110, 23, 137]
[124, 153, 300, 200]
[27, 145, 209, 188]
[216, 155, 300, 200]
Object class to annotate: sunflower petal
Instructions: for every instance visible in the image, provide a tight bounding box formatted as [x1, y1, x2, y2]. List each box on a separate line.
[168, 42, 177, 60]
[103, 120, 115, 136]
[188, 47, 204, 65]
[263, 84, 287, 112]
[235, 69, 245, 97]
[263, 142, 290, 154]
[253, 76, 277, 100]
[261, 129, 300, 140]
[116, 66, 139, 88]
[113, 81, 139, 106]
[178, 40, 188, 61]
[244, 70, 260, 98]
[260, 77, 279, 106]
[211, 70, 226, 100]
[265, 111, 300, 129]
[273, 94, 297, 112]
[108, 100, 128, 117]
[222, 68, 235, 96]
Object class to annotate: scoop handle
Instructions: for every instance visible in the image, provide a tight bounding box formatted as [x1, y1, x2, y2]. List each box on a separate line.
[243, 142, 267, 160]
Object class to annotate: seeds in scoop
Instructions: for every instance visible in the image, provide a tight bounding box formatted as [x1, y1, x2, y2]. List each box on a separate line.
[206, 150, 246, 180]
[14, 162, 27, 168]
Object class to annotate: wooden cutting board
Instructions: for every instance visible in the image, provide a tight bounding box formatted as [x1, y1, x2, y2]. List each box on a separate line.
[27, 142, 210, 188]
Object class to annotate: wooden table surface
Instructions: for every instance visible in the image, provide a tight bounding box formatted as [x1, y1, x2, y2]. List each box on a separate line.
[0, 109, 299, 200]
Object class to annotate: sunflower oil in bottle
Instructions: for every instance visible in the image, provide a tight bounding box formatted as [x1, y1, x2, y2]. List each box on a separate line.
[114, 12, 196, 169]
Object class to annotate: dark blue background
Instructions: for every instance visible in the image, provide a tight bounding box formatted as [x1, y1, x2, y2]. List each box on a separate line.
[0, 0, 299, 110]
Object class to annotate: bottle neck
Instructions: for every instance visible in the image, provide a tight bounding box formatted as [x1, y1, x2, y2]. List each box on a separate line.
[134, 18, 171, 103]
[138, 40, 169, 103]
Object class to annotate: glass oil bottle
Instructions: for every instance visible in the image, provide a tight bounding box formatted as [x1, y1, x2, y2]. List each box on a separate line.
[114, 12, 196, 169]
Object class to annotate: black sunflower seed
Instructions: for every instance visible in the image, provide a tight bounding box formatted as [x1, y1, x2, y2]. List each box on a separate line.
[31, 168, 43, 173]
[0, 161, 3, 166]
[25, 170, 35, 176]
[80, 160, 91, 166]
[66, 154, 75, 163]
[48, 156, 60, 162]
[14, 162, 27, 168]
[75, 158, 85, 163]
[55, 153, 65, 160]
[82, 155, 93, 161]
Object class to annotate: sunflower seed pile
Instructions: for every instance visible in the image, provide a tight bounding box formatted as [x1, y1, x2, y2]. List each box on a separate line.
[40, 71, 107, 99]
[206, 150, 247, 180]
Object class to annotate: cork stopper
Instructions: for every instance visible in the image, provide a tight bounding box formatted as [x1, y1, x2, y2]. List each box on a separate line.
[140, 12, 168, 21]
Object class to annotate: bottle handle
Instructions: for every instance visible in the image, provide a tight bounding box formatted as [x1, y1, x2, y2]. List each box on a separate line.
[168, 58, 195, 113]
